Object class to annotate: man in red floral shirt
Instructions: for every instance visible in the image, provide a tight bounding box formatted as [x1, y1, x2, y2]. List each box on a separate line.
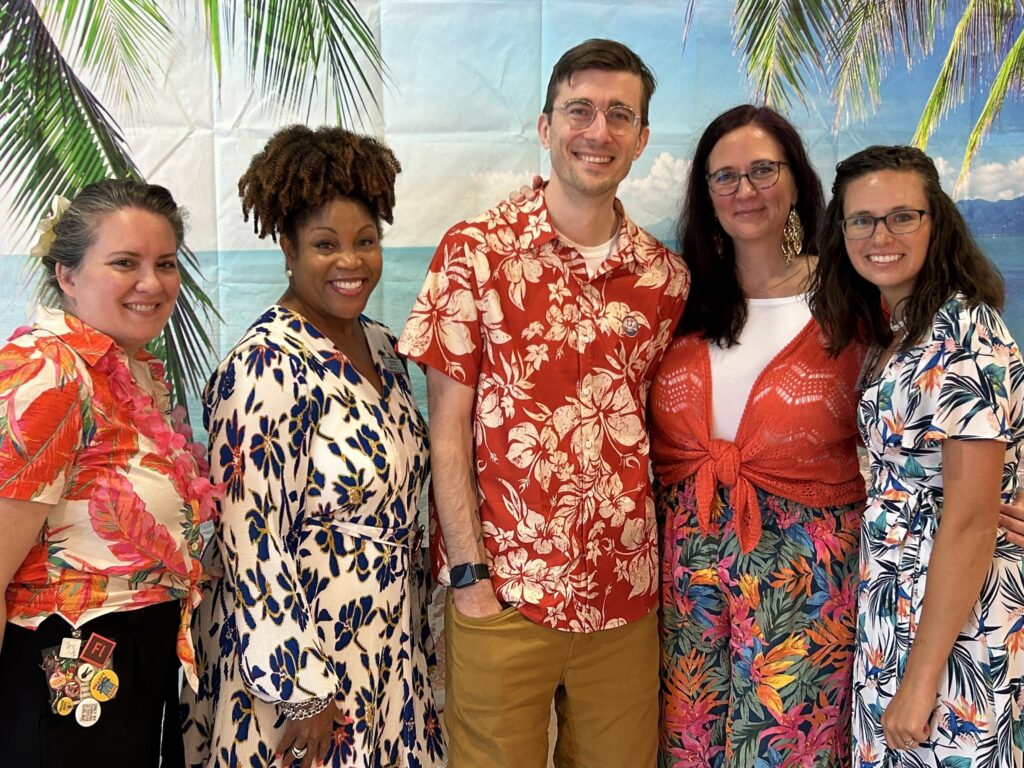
[399, 39, 689, 766]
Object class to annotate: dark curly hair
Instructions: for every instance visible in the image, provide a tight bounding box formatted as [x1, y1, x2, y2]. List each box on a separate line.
[238, 124, 401, 242]
[676, 104, 824, 346]
[811, 144, 1004, 354]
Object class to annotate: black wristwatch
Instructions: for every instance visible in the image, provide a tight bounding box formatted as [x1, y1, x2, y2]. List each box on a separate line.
[450, 562, 490, 589]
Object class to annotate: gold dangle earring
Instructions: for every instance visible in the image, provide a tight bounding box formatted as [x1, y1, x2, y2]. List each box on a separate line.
[781, 207, 803, 265]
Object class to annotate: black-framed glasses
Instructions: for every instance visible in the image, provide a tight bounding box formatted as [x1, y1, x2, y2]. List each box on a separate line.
[840, 209, 929, 240]
[555, 99, 641, 135]
[707, 160, 788, 196]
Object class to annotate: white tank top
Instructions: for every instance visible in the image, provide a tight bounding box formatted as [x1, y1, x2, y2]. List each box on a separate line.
[708, 294, 811, 441]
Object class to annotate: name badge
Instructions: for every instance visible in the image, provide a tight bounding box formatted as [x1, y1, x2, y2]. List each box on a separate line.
[380, 351, 407, 376]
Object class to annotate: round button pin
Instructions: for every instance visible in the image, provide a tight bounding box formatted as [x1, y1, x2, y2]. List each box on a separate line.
[75, 697, 101, 727]
[76, 663, 96, 682]
[89, 669, 119, 702]
[48, 671, 67, 690]
[63, 679, 81, 699]
[54, 697, 75, 716]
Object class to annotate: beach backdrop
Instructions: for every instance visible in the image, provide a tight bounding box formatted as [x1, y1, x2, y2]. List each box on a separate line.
[2, 0, 1023, 416]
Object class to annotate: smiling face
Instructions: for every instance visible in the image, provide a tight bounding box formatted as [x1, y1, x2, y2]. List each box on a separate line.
[57, 208, 180, 354]
[841, 169, 932, 310]
[280, 196, 382, 334]
[707, 124, 797, 254]
[538, 68, 650, 203]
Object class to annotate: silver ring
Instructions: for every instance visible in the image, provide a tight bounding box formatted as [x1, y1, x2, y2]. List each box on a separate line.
[291, 746, 308, 759]
[904, 740, 914, 749]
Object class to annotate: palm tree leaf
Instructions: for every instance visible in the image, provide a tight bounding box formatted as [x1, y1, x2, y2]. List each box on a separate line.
[912, 0, 1021, 149]
[829, 0, 939, 128]
[732, 0, 843, 109]
[220, 0, 387, 126]
[956, 25, 1024, 193]
[38, 0, 175, 105]
[0, 0, 217, 406]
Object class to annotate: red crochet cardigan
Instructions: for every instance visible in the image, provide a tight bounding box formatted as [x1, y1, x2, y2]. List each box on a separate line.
[650, 319, 866, 552]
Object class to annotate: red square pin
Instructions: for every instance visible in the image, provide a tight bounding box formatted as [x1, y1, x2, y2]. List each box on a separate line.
[78, 634, 116, 667]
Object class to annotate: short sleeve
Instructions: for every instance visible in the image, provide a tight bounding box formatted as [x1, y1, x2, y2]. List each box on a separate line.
[397, 225, 483, 385]
[0, 341, 87, 503]
[926, 302, 1020, 443]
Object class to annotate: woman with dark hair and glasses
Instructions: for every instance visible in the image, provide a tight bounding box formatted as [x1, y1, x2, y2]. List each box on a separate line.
[648, 105, 866, 765]
[812, 144, 1024, 764]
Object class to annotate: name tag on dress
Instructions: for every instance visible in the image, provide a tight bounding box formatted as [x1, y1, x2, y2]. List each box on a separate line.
[380, 351, 408, 376]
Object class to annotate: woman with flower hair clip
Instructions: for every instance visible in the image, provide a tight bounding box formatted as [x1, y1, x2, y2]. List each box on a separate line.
[0, 180, 219, 767]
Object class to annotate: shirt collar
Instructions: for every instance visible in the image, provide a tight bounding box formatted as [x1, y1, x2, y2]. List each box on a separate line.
[30, 306, 154, 367]
[495, 189, 654, 269]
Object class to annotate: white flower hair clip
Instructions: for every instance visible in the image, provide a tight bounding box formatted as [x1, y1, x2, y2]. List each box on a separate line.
[29, 194, 73, 260]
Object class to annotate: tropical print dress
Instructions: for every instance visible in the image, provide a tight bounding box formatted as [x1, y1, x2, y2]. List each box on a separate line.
[181, 306, 443, 768]
[853, 296, 1024, 767]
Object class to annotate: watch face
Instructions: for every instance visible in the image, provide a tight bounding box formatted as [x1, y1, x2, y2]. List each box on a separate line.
[450, 563, 488, 589]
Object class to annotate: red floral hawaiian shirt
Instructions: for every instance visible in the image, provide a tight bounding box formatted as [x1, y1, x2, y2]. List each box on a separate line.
[399, 192, 689, 632]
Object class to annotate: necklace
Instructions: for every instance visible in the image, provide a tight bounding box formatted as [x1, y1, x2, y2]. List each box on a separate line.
[744, 259, 806, 297]
[889, 314, 907, 334]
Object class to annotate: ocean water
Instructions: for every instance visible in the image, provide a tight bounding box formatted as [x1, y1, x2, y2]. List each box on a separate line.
[0, 239, 1020, 418]
[979, 235, 1024, 343]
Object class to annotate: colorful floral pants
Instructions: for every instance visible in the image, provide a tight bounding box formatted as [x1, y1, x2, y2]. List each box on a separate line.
[657, 476, 861, 767]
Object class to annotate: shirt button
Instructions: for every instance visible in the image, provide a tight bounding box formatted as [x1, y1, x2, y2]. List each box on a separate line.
[585, 440, 593, 449]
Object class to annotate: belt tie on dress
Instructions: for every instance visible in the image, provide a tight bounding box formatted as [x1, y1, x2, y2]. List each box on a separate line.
[694, 439, 763, 553]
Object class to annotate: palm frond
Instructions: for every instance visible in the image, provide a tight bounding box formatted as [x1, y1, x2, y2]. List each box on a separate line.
[732, 0, 843, 110]
[829, 0, 939, 128]
[38, 0, 174, 105]
[222, 0, 387, 126]
[193, 0, 224, 79]
[955, 25, 1024, 194]
[913, 0, 1023, 149]
[0, 0, 217, 406]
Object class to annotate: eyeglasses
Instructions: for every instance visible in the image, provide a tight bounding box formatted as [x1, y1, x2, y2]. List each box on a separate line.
[706, 161, 788, 196]
[554, 99, 641, 135]
[840, 209, 929, 240]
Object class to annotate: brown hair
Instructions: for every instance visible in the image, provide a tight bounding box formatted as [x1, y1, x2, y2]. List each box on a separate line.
[43, 180, 185, 295]
[811, 144, 1004, 353]
[542, 39, 656, 126]
[238, 125, 401, 242]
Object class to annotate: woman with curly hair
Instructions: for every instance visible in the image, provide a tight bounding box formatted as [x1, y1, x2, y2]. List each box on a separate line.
[812, 144, 1024, 765]
[181, 125, 444, 768]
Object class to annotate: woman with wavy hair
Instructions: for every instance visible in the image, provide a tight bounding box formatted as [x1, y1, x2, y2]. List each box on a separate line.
[812, 144, 1024, 765]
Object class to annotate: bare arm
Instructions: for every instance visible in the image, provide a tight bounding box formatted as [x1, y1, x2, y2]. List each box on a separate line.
[0, 498, 51, 650]
[881, 438, 1004, 749]
[426, 366, 502, 618]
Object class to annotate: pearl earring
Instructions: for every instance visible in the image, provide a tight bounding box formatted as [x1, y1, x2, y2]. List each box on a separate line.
[286, 268, 293, 278]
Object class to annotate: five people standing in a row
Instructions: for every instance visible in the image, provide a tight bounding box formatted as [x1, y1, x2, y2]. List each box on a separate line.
[0, 36, 1022, 768]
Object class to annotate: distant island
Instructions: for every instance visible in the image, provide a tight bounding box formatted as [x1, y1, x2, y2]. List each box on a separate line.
[644, 196, 1024, 241]
[957, 197, 1024, 236]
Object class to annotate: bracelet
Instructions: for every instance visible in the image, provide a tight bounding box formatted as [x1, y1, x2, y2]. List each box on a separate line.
[280, 694, 333, 720]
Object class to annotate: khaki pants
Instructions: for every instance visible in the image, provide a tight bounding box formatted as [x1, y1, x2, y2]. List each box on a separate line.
[444, 592, 658, 768]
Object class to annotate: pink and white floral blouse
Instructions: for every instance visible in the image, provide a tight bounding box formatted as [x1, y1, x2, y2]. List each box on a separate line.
[0, 307, 218, 688]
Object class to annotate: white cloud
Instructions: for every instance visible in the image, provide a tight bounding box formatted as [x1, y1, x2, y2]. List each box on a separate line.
[951, 155, 1024, 201]
[619, 152, 691, 226]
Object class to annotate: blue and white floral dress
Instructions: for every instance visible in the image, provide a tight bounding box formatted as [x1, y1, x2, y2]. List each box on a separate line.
[852, 296, 1024, 767]
[182, 305, 443, 768]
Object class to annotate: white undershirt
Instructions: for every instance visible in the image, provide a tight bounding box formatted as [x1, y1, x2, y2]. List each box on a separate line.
[562, 235, 618, 277]
[708, 294, 812, 441]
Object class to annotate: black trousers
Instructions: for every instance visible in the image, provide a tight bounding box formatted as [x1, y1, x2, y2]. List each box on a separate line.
[0, 600, 184, 768]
